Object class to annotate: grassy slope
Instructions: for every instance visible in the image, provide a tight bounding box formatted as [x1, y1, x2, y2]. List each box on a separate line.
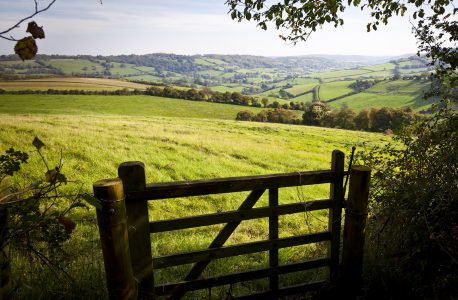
[0, 94, 267, 119]
[47, 59, 105, 73]
[319, 80, 355, 101]
[309, 68, 373, 79]
[0, 94, 386, 299]
[285, 79, 319, 96]
[328, 80, 432, 111]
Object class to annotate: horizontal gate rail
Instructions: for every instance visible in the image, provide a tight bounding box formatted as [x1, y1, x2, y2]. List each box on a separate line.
[150, 199, 332, 233]
[93, 150, 373, 299]
[126, 170, 344, 201]
[153, 232, 331, 269]
[155, 258, 330, 295]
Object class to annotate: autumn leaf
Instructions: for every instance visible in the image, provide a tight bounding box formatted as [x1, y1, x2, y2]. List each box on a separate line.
[14, 37, 38, 61]
[26, 21, 45, 39]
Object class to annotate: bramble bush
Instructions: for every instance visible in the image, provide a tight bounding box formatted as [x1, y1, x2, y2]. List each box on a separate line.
[0, 137, 97, 299]
[357, 108, 458, 299]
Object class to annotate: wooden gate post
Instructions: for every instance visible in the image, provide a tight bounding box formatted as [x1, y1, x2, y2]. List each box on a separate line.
[118, 162, 154, 299]
[328, 150, 345, 284]
[94, 178, 136, 300]
[341, 165, 371, 296]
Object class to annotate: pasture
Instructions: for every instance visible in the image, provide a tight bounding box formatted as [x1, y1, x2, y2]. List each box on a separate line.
[0, 77, 151, 91]
[318, 80, 355, 101]
[328, 80, 432, 111]
[0, 94, 386, 299]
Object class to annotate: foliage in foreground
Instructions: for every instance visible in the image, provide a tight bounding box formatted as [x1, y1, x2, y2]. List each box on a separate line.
[357, 108, 458, 299]
[0, 138, 93, 299]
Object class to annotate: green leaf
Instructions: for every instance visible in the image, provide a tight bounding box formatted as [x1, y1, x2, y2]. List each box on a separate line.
[32, 136, 45, 151]
[81, 193, 102, 210]
[69, 202, 88, 210]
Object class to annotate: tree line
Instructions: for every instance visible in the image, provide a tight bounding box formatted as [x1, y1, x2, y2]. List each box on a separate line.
[236, 101, 422, 133]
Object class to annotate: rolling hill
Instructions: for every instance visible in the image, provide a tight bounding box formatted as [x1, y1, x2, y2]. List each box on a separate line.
[0, 53, 435, 111]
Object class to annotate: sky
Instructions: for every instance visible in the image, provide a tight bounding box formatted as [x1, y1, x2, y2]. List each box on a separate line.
[0, 0, 419, 57]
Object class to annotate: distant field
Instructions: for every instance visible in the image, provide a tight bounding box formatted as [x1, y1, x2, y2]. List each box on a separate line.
[109, 62, 143, 76]
[124, 74, 163, 82]
[364, 63, 395, 71]
[328, 79, 432, 111]
[319, 80, 355, 101]
[290, 92, 315, 102]
[0, 77, 151, 91]
[0, 94, 269, 119]
[309, 68, 373, 79]
[284, 79, 319, 96]
[46, 59, 105, 74]
[211, 85, 245, 93]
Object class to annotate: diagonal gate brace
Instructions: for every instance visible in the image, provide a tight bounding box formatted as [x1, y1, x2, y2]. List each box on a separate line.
[170, 189, 265, 299]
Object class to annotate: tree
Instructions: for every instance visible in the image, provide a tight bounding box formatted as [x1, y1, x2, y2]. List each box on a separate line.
[226, 0, 455, 44]
[334, 106, 356, 129]
[302, 101, 331, 126]
[236, 110, 255, 121]
[261, 97, 269, 107]
[354, 108, 370, 131]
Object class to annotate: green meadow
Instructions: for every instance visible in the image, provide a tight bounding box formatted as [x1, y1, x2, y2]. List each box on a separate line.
[318, 80, 355, 101]
[328, 79, 433, 111]
[0, 94, 386, 299]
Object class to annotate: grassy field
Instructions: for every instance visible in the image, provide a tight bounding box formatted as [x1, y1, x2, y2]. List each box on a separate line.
[0, 94, 386, 299]
[328, 80, 432, 111]
[46, 59, 105, 74]
[0, 94, 269, 119]
[318, 80, 355, 101]
[309, 68, 373, 80]
[284, 79, 319, 96]
[0, 77, 151, 91]
[363, 63, 395, 71]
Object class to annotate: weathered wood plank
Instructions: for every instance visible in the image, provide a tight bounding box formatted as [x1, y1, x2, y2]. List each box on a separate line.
[153, 232, 331, 269]
[94, 178, 136, 300]
[155, 258, 329, 295]
[150, 199, 332, 233]
[118, 162, 154, 298]
[342, 165, 371, 295]
[328, 150, 345, 283]
[269, 188, 279, 297]
[169, 189, 264, 299]
[127, 170, 340, 201]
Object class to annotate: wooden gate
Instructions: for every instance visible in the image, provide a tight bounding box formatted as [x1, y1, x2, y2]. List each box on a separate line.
[93, 150, 371, 299]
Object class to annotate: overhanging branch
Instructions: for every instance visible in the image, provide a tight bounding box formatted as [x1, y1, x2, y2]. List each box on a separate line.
[0, 0, 57, 40]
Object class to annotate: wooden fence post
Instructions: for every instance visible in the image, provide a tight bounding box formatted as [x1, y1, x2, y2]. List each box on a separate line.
[94, 178, 136, 300]
[341, 165, 371, 296]
[328, 150, 345, 284]
[118, 162, 154, 299]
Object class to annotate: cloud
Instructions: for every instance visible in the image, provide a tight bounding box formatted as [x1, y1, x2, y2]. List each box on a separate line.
[0, 0, 418, 56]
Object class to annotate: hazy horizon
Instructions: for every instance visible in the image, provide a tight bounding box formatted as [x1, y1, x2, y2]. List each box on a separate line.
[0, 52, 416, 59]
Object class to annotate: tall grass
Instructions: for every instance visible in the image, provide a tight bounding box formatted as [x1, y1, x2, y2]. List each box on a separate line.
[0, 96, 386, 298]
